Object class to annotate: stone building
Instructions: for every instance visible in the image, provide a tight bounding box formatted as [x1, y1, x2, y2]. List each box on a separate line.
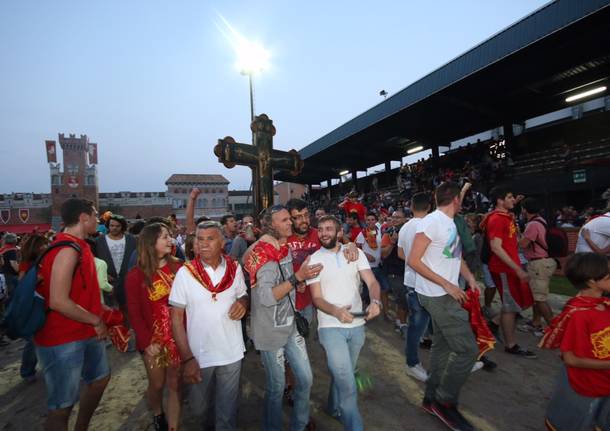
[165, 174, 230, 222]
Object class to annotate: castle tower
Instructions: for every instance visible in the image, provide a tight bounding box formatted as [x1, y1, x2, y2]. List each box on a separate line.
[47, 133, 99, 228]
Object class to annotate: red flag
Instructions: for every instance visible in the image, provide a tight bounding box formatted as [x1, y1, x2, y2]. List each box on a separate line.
[45, 140, 57, 163]
[88, 143, 98, 165]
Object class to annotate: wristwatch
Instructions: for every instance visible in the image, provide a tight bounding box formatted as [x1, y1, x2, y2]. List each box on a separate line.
[288, 273, 299, 288]
[371, 299, 383, 309]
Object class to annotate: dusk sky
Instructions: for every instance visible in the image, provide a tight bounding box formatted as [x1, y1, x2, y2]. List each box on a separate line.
[1, 0, 548, 193]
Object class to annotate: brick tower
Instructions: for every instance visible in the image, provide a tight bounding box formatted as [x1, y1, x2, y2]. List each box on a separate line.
[48, 133, 99, 228]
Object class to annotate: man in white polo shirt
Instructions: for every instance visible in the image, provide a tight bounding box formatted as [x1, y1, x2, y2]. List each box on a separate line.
[307, 215, 381, 431]
[170, 221, 248, 430]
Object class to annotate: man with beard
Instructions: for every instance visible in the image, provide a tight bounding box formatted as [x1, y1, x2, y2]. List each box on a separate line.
[244, 205, 321, 431]
[286, 199, 320, 323]
[307, 215, 381, 430]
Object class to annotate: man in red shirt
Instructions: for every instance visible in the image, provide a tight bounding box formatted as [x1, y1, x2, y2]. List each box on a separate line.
[483, 186, 536, 358]
[339, 191, 366, 223]
[35, 198, 109, 430]
[286, 199, 322, 323]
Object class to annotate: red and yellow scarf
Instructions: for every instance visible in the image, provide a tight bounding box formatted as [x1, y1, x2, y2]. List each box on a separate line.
[363, 227, 379, 250]
[462, 288, 496, 358]
[540, 296, 610, 349]
[184, 255, 238, 301]
[244, 241, 289, 288]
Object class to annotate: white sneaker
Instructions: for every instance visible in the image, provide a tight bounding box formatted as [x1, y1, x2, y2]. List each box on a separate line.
[406, 363, 429, 382]
[471, 361, 484, 373]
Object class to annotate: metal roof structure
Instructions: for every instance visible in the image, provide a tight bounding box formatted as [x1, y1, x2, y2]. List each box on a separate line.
[277, 0, 610, 184]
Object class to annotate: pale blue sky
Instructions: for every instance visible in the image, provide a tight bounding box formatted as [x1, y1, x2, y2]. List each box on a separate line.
[0, 0, 548, 193]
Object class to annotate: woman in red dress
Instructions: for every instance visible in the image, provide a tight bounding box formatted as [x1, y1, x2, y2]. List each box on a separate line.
[126, 223, 182, 431]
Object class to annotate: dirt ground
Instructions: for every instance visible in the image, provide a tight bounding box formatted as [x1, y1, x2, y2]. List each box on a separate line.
[0, 294, 567, 431]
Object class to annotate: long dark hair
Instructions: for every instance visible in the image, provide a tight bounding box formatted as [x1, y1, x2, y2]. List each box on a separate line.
[136, 223, 179, 286]
[20, 234, 49, 264]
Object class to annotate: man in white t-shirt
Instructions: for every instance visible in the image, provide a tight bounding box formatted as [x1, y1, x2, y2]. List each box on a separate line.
[95, 214, 136, 309]
[408, 182, 479, 431]
[575, 211, 610, 255]
[356, 212, 391, 317]
[169, 221, 248, 430]
[308, 215, 381, 430]
[397, 192, 431, 382]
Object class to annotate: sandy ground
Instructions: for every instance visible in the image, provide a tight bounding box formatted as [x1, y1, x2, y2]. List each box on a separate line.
[0, 293, 568, 431]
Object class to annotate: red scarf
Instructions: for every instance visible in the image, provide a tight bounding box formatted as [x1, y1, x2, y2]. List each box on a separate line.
[363, 227, 379, 249]
[540, 296, 610, 349]
[244, 241, 289, 288]
[101, 306, 131, 353]
[461, 288, 496, 358]
[184, 255, 237, 301]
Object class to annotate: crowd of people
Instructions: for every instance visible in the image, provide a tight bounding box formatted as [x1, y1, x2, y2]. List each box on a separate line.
[0, 182, 609, 431]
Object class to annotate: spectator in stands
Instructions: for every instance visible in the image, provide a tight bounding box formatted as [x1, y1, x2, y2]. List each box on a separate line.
[339, 191, 366, 223]
[343, 212, 362, 244]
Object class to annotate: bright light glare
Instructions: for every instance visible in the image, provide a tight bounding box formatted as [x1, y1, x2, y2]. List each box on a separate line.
[216, 14, 271, 75]
[407, 145, 424, 154]
[339, 170, 349, 176]
[565, 86, 607, 103]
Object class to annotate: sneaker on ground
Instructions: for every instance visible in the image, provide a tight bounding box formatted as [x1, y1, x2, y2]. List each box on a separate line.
[430, 401, 475, 431]
[480, 356, 497, 371]
[470, 361, 484, 373]
[505, 344, 537, 359]
[406, 363, 429, 382]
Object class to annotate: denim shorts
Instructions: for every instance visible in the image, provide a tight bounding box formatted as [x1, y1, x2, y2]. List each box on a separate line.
[36, 337, 110, 410]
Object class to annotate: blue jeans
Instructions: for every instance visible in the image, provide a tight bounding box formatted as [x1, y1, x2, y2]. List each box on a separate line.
[318, 326, 365, 431]
[260, 330, 312, 431]
[405, 286, 431, 367]
[362, 267, 391, 304]
[299, 304, 314, 325]
[35, 337, 110, 410]
[20, 337, 37, 378]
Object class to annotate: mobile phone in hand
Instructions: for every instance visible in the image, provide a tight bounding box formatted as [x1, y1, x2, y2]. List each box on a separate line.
[350, 311, 367, 318]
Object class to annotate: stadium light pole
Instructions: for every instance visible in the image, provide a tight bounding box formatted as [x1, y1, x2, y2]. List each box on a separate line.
[236, 40, 270, 123]
[235, 39, 270, 207]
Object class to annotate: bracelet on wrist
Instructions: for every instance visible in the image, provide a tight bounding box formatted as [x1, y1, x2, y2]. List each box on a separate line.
[181, 356, 195, 365]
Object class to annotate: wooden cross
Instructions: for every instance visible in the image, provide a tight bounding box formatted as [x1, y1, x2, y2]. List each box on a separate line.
[214, 114, 303, 216]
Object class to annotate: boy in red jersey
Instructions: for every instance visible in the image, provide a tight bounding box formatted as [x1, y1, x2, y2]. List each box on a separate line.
[541, 253, 610, 430]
